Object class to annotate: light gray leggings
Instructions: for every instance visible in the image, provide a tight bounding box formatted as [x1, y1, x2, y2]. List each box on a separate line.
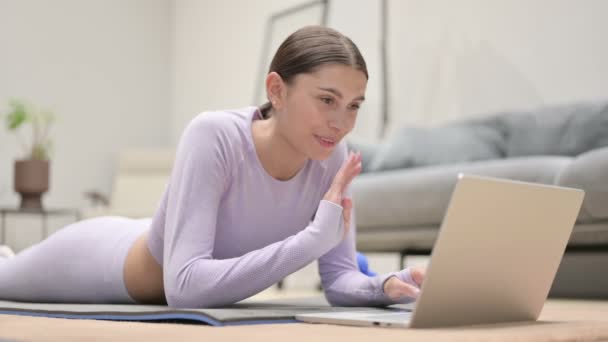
[0, 216, 151, 304]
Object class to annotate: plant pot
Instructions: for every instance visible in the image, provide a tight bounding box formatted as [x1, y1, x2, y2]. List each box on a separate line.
[14, 159, 50, 210]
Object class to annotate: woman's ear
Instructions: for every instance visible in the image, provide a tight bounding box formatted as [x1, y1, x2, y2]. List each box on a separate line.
[265, 72, 285, 110]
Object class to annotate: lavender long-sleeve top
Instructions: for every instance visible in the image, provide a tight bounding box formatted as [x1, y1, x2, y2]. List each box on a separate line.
[146, 106, 416, 308]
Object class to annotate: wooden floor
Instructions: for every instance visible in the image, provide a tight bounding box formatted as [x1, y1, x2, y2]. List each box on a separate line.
[1, 298, 607, 342]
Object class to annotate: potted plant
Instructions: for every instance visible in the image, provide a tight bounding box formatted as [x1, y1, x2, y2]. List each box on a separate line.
[3, 99, 55, 209]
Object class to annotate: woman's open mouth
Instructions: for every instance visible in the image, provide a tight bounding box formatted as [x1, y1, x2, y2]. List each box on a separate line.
[314, 134, 336, 148]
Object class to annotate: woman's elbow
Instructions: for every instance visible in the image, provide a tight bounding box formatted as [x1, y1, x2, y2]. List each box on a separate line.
[323, 289, 351, 307]
[164, 274, 207, 308]
[165, 288, 222, 308]
[164, 281, 228, 308]
[165, 291, 192, 308]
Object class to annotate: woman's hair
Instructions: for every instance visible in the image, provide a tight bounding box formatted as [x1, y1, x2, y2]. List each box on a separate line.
[259, 25, 368, 118]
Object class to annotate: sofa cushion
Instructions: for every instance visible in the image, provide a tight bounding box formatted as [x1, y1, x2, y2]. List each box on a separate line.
[498, 101, 608, 157]
[556, 146, 608, 221]
[355, 222, 608, 252]
[352, 156, 574, 229]
[361, 100, 608, 173]
[366, 120, 506, 172]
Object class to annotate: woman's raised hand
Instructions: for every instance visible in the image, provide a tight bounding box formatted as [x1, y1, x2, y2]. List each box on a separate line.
[323, 151, 362, 239]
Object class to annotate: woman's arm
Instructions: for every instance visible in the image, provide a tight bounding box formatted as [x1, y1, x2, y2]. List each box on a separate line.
[318, 145, 423, 307]
[161, 114, 347, 308]
[318, 189, 422, 307]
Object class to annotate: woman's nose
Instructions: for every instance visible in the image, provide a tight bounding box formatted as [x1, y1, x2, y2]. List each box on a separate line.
[328, 119, 345, 133]
[328, 112, 347, 132]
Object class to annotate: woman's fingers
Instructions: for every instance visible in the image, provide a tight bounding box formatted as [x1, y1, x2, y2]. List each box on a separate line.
[323, 151, 362, 205]
[394, 280, 421, 299]
[333, 152, 356, 191]
[334, 151, 361, 193]
[410, 266, 426, 287]
[385, 277, 421, 301]
[349, 151, 362, 179]
[319, 151, 361, 242]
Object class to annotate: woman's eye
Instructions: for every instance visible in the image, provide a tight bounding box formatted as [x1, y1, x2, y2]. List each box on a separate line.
[349, 103, 361, 111]
[320, 97, 334, 105]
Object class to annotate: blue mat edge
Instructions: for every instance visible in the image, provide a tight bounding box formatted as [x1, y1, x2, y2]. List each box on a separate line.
[0, 309, 299, 326]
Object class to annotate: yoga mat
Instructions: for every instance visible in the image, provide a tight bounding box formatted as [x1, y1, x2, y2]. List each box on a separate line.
[0, 296, 412, 326]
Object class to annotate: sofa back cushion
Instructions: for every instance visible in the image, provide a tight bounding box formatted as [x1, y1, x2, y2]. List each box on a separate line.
[367, 120, 505, 172]
[499, 101, 608, 157]
[364, 100, 608, 172]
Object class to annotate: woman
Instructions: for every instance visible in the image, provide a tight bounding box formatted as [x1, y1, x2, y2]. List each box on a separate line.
[0, 25, 425, 308]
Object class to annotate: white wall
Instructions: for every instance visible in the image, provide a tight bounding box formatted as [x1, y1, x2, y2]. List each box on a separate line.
[0, 0, 171, 249]
[0, 0, 171, 206]
[172, 0, 608, 143]
[387, 0, 608, 136]
[172, 0, 324, 144]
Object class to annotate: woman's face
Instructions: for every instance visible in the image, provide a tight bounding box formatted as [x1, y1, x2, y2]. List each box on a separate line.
[272, 63, 367, 160]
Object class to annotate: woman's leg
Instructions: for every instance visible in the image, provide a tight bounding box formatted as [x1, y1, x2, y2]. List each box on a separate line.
[0, 216, 150, 304]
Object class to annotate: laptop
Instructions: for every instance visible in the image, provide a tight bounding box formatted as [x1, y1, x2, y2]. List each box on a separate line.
[296, 173, 585, 328]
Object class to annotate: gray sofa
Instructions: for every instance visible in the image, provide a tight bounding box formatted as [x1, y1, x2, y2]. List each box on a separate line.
[350, 100, 608, 298]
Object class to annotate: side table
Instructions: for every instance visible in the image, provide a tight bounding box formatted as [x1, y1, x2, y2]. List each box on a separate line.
[0, 208, 82, 245]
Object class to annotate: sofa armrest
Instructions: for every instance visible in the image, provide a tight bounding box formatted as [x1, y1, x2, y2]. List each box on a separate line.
[556, 146, 608, 220]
